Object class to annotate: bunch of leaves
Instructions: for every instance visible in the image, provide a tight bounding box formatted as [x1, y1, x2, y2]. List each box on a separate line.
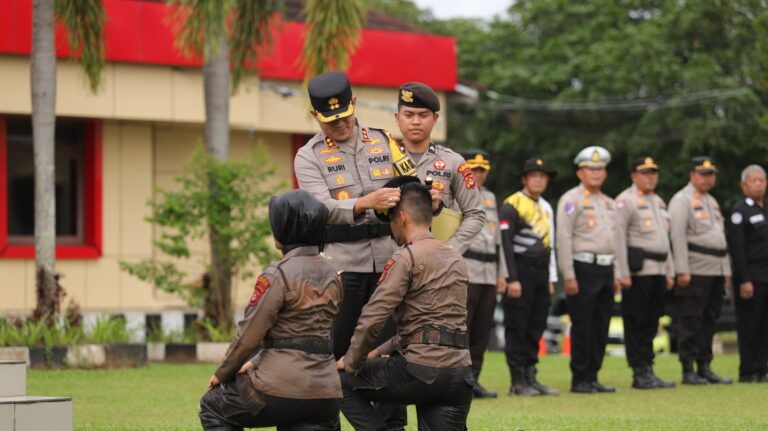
[85, 316, 134, 345]
[196, 317, 234, 342]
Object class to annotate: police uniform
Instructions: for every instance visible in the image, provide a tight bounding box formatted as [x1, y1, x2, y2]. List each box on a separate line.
[396, 82, 486, 253]
[294, 72, 416, 360]
[500, 157, 559, 396]
[556, 146, 617, 393]
[614, 157, 676, 389]
[669, 157, 732, 384]
[727, 190, 768, 382]
[459, 150, 508, 399]
[339, 177, 473, 430]
[200, 190, 342, 430]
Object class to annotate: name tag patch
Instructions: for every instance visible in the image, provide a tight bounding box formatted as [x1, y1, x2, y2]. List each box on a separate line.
[750, 214, 765, 224]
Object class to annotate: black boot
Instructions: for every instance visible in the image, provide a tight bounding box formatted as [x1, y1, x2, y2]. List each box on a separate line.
[509, 367, 539, 396]
[472, 369, 497, 399]
[681, 360, 707, 385]
[697, 361, 733, 384]
[647, 366, 675, 389]
[525, 365, 559, 396]
[631, 366, 657, 389]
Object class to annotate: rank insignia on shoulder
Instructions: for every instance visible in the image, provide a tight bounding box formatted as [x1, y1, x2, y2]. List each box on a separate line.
[378, 258, 396, 284]
[249, 274, 271, 306]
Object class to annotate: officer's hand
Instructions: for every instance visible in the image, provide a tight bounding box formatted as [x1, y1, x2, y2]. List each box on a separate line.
[666, 276, 675, 291]
[507, 281, 522, 299]
[548, 283, 555, 295]
[724, 276, 732, 289]
[336, 357, 346, 371]
[497, 277, 507, 293]
[677, 273, 691, 288]
[613, 278, 622, 295]
[740, 282, 754, 300]
[238, 361, 254, 374]
[564, 278, 579, 296]
[367, 348, 382, 359]
[362, 187, 401, 212]
[207, 374, 220, 390]
[429, 189, 442, 212]
[619, 276, 632, 289]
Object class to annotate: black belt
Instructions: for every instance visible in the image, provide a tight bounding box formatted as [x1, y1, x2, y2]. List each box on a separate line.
[399, 325, 469, 349]
[643, 250, 668, 262]
[325, 224, 392, 243]
[515, 254, 550, 268]
[463, 250, 498, 263]
[688, 243, 727, 257]
[262, 337, 332, 354]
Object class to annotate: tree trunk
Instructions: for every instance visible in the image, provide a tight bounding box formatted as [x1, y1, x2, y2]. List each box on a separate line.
[203, 35, 232, 330]
[31, 0, 57, 317]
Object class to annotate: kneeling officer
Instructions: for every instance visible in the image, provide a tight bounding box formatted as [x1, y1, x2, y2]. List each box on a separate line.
[199, 190, 343, 430]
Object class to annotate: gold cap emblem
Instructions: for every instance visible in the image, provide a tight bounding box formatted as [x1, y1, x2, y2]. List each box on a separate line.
[328, 97, 340, 110]
[401, 90, 414, 103]
[703, 159, 712, 168]
[536, 159, 543, 166]
[591, 150, 601, 162]
[644, 157, 654, 165]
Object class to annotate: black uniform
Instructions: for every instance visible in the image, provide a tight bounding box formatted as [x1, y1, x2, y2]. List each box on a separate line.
[727, 196, 768, 382]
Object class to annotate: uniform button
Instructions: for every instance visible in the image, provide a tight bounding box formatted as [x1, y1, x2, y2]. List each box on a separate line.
[418, 264, 424, 270]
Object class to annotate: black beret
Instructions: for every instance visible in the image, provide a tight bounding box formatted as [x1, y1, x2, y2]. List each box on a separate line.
[308, 71, 354, 123]
[398, 82, 440, 112]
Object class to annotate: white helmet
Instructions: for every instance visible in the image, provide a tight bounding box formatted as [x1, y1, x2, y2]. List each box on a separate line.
[574, 146, 611, 168]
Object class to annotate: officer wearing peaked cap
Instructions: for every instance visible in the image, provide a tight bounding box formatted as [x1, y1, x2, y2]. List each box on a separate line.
[557, 145, 619, 394]
[393, 82, 486, 253]
[614, 157, 676, 390]
[460, 149, 509, 399]
[669, 156, 733, 385]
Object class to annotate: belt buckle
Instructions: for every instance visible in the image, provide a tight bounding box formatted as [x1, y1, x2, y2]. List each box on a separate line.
[596, 254, 613, 266]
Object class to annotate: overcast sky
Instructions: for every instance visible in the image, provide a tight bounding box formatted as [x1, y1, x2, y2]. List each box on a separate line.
[412, 0, 512, 20]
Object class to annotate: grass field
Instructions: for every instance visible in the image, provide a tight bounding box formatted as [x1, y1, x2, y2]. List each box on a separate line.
[28, 352, 768, 430]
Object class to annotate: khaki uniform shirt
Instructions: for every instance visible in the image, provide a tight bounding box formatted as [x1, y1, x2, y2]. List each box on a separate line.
[215, 246, 343, 399]
[556, 185, 616, 280]
[404, 142, 485, 253]
[669, 183, 731, 276]
[615, 185, 674, 278]
[344, 232, 472, 371]
[465, 188, 509, 285]
[294, 124, 398, 273]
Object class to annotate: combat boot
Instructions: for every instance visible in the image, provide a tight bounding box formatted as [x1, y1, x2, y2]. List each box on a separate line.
[471, 369, 497, 399]
[525, 365, 559, 396]
[631, 366, 657, 389]
[681, 360, 707, 385]
[509, 367, 539, 396]
[697, 361, 732, 384]
[647, 366, 675, 388]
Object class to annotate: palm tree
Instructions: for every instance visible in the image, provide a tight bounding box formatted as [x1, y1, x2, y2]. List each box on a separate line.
[300, 0, 366, 80]
[167, 0, 280, 330]
[31, 0, 104, 321]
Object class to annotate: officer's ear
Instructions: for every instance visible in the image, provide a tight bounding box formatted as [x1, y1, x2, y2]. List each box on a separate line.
[351, 96, 357, 107]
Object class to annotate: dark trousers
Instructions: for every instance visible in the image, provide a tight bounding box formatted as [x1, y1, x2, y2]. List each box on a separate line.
[736, 281, 768, 377]
[502, 257, 550, 369]
[567, 261, 614, 386]
[467, 283, 497, 373]
[622, 275, 666, 368]
[333, 271, 404, 428]
[199, 373, 340, 431]
[675, 275, 724, 364]
[340, 355, 473, 431]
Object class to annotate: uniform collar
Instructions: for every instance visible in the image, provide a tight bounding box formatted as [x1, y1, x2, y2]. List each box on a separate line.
[578, 183, 601, 197]
[407, 231, 434, 244]
[282, 245, 321, 258]
[630, 184, 653, 197]
[745, 196, 755, 207]
[685, 182, 707, 198]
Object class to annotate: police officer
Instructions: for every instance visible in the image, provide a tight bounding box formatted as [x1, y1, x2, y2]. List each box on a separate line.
[337, 176, 473, 430]
[394, 82, 485, 252]
[294, 71, 425, 361]
[669, 156, 732, 385]
[200, 190, 342, 430]
[726, 164, 768, 383]
[500, 157, 559, 396]
[460, 149, 508, 399]
[557, 146, 618, 394]
[614, 157, 676, 389]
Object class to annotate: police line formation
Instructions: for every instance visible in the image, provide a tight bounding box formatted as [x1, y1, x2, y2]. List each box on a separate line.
[198, 71, 768, 431]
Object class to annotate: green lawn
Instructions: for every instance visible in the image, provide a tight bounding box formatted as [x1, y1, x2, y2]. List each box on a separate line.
[28, 352, 768, 430]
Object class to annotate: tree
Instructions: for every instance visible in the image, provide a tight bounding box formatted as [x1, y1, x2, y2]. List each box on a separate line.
[300, 0, 366, 79]
[121, 147, 279, 333]
[167, 0, 280, 329]
[31, 0, 104, 322]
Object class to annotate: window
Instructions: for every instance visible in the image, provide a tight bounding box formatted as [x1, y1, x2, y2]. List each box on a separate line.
[0, 115, 102, 259]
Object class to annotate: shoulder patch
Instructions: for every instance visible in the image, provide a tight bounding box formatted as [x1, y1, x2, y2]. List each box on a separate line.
[500, 219, 510, 230]
[731, 212, 743, 225]
[564, 202, 575, 215]
[377, 258, 396, 284]
[249, 274, 272, 306]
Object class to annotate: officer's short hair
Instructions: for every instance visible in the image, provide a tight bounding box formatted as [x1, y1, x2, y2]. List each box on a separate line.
[393, 182, 432, 226]
[741, 164, 766, 182]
